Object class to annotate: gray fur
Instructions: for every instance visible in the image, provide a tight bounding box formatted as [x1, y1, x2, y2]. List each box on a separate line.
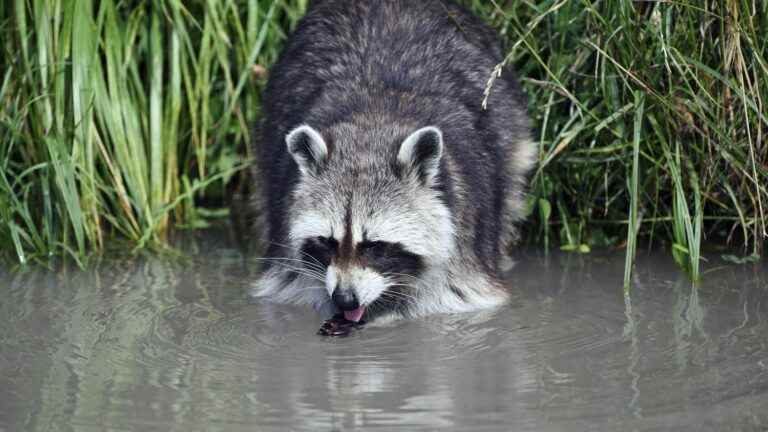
[249, 0, 536, 321]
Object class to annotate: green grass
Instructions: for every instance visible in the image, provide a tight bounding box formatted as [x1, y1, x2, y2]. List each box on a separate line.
[1, 0, 306, 266]
[467, 0, 766, 280]
[1, 0, 766, 278]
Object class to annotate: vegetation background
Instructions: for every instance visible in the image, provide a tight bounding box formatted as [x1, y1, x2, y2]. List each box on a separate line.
[1, 0, 765, 281]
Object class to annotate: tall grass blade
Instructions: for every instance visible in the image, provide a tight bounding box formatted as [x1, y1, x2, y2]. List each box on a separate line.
[624, 92, 644, 291]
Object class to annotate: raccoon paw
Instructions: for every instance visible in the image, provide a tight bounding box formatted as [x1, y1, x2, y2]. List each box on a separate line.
[317, 314, 365, 337]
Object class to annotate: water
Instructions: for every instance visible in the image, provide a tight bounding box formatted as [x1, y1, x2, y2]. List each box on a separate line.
[1, 231, 766, 432]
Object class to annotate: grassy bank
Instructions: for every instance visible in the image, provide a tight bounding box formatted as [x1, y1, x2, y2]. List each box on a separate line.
[467, 0, 767, 281]
[0, 0, 307, 265]
[1, 1, 766, 278]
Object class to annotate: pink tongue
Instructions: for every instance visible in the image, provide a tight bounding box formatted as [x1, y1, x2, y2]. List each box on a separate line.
[343, 306, 366, 322]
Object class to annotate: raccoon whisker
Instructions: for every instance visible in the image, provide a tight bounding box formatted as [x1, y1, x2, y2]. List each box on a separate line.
[384, 292, 418, 302]
[376, 296, 415, 310]
[384, 272, 422, 281]
[383, 285, 419, 296]
[366, 300, 390, 316]
[256, 265, 327, 283]
[383, 272, 426, 285]
[371, 296, 410, 310]
[258, 260, 327, 282]
[286, 272, 326, 283]
[252, 257, 326, 274]
[380, 289, 419, 303]
[379, 297, 415, 308]
[251, 253, 327, 273]
[281, 268, 325, 282]
[283, 269, 327, 283]
[266, 241, 326, 269]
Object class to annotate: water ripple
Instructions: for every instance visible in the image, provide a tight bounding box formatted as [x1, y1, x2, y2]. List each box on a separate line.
[1, 243, 768, 432]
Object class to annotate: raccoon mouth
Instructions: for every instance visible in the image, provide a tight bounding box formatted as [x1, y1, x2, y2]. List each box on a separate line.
[343, 306, 366, 323]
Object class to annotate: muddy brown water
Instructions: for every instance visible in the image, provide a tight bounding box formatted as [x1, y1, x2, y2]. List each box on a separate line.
[1, 232, 766, 431]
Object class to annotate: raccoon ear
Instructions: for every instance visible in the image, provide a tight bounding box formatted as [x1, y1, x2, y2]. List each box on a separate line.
[286, 125, 328, 175]
[397, 126, 443, 184]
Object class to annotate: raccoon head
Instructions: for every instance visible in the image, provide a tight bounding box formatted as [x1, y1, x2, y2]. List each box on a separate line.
[284, 123, 455, 321]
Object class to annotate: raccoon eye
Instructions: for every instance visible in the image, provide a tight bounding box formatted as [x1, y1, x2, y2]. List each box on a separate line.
[317, 236, 338, 249]
[358, 240, 424, 276]
[300, 236, 338, 268]
[358, 241, 393, 260]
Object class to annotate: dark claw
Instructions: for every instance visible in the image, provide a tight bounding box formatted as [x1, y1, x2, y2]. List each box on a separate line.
[317, 314, 365, 337]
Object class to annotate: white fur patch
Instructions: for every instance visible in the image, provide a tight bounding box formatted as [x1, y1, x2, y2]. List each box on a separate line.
[362, 200, 455, 265]
[325, 265, 339, 296]
[512, 138, 538, 174]
[347, 267, 388, 306]
[404, 266, 509, 317]
[288, 211, 330, 245]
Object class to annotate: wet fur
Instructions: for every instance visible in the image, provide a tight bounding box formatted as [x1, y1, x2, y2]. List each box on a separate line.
[249, 0, 535, 321]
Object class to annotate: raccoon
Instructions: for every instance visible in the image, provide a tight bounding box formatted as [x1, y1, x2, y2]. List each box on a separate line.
[249, 0, 536, 323]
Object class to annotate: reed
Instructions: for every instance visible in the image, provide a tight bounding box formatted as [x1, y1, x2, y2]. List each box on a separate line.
[469, 0, 766, 280]
[1, 0, 303, 265]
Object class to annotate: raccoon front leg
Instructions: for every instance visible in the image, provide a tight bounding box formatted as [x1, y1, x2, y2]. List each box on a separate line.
[406, 265, 509, 317]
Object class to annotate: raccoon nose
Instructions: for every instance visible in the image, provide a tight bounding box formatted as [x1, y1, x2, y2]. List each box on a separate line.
[332, 289, 360, 311]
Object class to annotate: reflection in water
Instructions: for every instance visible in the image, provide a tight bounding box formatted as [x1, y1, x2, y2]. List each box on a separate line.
[0, 232, 766, 432]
